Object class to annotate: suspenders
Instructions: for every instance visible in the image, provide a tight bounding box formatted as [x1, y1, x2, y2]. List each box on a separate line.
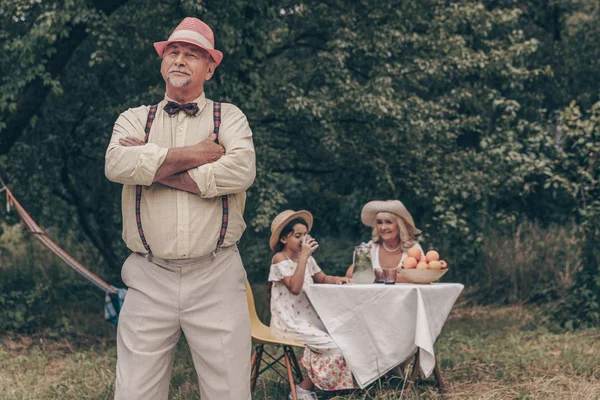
[135, 105, 158, 255]
[212, 102, 230, 249]
[136, 101, 228, 257]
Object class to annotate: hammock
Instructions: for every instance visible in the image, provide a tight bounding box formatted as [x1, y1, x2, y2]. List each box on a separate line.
[1, 178, 126, 325]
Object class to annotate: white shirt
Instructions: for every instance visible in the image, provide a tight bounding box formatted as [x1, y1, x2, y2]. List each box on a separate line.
[105, 93, 256, 259]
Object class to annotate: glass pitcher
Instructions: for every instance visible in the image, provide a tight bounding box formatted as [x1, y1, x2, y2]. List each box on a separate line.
[352, 243, 375, 284]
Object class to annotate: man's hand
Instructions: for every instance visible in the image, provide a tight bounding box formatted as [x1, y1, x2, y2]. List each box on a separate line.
[119, 134, 226, 184]
[190, 133, 225, 164]
[119, 133, 225, 166]
[119, 137, 146, 147]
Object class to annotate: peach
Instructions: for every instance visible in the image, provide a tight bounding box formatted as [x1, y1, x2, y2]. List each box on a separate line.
[407, 247, 422, 260]
[439, 260, 448, 269]
[426, 250, 440, 263]
[416, 261, 429, 269]
[403, 257, 418, 269]
[429, 260, 442, 269]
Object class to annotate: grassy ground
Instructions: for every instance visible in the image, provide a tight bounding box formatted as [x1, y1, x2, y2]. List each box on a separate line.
[1, 299, 599, 400]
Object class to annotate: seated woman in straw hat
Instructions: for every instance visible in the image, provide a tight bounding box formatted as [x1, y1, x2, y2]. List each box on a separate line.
[346, 200, 424, 282]
[268, 210, 354, 399]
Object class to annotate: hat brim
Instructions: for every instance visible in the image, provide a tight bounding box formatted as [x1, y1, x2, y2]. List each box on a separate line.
[153, 39, 223, 66]
[361, 200, 420, 234]
[269, 210, 313, 251]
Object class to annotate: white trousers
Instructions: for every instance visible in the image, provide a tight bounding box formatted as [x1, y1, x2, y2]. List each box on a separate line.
[114, 246, 251, 400]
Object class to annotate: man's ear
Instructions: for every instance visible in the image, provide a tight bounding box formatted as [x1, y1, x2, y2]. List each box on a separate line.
[205, 61, 217, 80]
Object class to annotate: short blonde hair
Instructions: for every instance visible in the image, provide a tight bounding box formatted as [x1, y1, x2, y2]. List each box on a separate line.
[371, 211, 418, 251]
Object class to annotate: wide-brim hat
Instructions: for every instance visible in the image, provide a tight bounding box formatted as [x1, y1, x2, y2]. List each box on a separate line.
[269, 210, 313, 251]
[153, 17, 224, 67]
[361, 200, 421, 236]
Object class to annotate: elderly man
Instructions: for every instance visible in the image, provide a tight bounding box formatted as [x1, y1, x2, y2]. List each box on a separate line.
[105, 17, 255, 400]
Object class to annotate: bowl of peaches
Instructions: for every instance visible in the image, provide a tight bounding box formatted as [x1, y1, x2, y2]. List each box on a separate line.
[398, 248, 448, 284]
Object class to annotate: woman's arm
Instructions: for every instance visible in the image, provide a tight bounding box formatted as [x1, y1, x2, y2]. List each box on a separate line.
[345, 264, 354, 278]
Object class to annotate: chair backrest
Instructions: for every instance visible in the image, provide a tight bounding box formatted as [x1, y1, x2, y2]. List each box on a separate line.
[246, 280, 303, 347]
[246, 282, 304, 394]
[245, 280, 262, 325]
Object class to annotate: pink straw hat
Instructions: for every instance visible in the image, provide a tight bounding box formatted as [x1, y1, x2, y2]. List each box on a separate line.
[153, 17, 224, 66]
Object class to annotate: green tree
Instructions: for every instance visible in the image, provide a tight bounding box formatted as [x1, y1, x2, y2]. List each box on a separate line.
[1, 0, 598, 321]
[549, 101, 600, 328]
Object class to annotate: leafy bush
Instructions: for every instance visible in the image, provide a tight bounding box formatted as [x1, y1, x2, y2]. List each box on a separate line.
[551, 230, 600, 329]
[547, 101, 600, 328]
[0, 223, 113, 333]
[0, 270, 53, 332]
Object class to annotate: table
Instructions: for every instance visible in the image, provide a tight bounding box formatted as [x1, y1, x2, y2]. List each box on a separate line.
[303, 282, 464, 388]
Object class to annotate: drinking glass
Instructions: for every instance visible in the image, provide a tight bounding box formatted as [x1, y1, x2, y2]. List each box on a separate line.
[382, 268, 397, 285]
[301, 235, 318, 254]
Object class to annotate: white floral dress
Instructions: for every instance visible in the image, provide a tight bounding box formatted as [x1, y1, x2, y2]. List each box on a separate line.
[269, 257, 355, 390]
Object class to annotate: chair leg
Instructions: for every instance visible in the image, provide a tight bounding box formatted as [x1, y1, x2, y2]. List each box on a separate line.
[433, 358, 446, 392]
[251, 350, 257, 372]
[284, 346, 304, 383]
[250, 345, 264, 392]
[284, 351, 298, 400]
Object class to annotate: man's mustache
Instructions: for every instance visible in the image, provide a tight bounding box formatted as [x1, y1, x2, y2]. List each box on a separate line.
[168, 68, 191, 75]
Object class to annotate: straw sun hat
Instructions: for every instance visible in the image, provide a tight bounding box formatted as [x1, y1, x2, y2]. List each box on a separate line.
[153, 17, 224, 66]
[361, 200, 421, 236]
[269, 210, 313, 251]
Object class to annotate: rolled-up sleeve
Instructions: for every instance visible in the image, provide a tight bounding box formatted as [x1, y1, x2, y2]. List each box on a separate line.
[105, 108, 168, 186]
[189, 104, 256, 198]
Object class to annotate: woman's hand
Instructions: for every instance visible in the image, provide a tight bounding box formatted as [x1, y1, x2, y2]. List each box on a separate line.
[300, 235, 318, 258]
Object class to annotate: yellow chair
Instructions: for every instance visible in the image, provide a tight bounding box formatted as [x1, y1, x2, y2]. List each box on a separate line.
[246, 281, 304, 400]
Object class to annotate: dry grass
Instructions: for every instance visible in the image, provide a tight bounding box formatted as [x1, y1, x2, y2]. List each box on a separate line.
[1, 304, 599, 400]
[478, 221, 584, 304]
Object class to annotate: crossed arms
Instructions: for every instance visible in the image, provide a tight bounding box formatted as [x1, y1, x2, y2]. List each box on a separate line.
[116, 134, 222, 193]
[105, 104, 256, 197]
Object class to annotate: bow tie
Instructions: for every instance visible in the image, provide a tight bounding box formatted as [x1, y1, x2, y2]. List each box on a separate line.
[163, 101, 199, 116]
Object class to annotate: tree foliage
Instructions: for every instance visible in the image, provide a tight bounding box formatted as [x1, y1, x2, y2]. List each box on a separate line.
[1, 0, 598, 327]
[548, 100, 600, 328]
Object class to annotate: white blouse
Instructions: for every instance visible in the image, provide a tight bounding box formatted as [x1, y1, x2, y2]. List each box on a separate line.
[370, 241, 424, 269]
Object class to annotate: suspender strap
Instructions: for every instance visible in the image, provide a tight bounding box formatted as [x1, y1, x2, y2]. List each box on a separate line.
[134, 102, 228, 255]
[135, 104, 158, 255]
[213, 102, 229, 249]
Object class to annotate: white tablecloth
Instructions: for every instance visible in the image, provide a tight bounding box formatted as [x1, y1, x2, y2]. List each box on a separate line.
[303, 283, 464, 388]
